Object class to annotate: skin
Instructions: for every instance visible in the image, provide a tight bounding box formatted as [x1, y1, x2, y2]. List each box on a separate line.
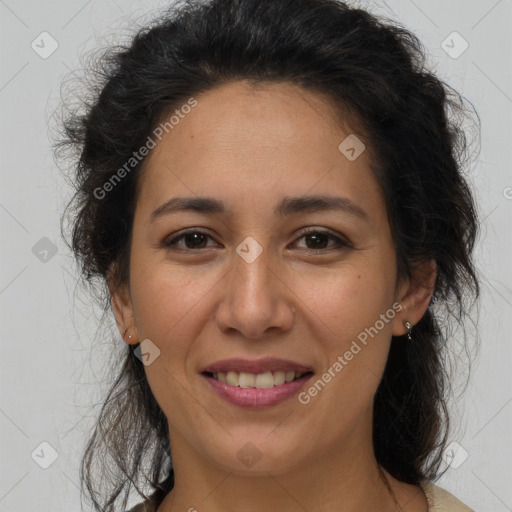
[111, 81, 435, 512]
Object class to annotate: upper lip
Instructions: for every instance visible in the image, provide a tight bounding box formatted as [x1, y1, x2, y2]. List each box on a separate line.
[202, 358, 313, 374]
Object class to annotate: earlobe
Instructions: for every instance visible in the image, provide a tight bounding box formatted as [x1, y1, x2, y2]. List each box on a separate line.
[108, 269, 138, 345]
[392, 259, 436, 337]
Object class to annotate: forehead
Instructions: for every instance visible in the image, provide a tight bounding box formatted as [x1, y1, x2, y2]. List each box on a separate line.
[136, 80, 382, 217]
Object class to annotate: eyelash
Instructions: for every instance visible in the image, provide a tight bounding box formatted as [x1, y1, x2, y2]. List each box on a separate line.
[163, 228, 352, 252]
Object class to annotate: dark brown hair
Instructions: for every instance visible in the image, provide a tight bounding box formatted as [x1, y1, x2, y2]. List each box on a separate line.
[57, 0, 480, 510]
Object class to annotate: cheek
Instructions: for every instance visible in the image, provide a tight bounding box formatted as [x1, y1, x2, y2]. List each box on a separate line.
[292, 261, 397, 345]
[129, 263, 221, 425]
[130, 260, 221, 342]
[291, 261, 397, 406]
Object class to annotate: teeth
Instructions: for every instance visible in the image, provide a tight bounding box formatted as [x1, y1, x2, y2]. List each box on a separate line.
[273, 370, 286, 386]
[239, 372, 255, 388]
[226, 371, 239, 386]
[255, 371, 274, 389]
[211, 370, 306, 387]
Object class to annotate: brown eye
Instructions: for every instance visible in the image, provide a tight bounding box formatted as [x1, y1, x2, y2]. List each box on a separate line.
[164, 230, 217, 250]
[303, 232, 330, 249]
[292, 228, 351, 251]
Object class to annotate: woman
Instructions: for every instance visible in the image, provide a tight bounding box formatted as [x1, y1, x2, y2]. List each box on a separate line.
[59, 0, 480, 510]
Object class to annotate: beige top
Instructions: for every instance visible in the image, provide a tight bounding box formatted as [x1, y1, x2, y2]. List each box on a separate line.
[126, 481, 475, 511]
[420, 481, 475, 511]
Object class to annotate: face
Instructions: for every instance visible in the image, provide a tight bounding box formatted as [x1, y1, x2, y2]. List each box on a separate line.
[112, 80, 431, 476]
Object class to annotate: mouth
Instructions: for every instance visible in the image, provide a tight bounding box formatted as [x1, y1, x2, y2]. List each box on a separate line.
[200, 358, 315, 408]
[202, 370, 313, 388]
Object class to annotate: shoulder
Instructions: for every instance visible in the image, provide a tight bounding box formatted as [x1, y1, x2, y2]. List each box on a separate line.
[125, 480, 475, 512]
[125, 481, 475, 512]
[124, 504, 153, 512]
[420, 481, 475, 512]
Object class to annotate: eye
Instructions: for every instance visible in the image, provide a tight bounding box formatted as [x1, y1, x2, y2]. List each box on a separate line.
[163, 230, 219, 250]
[291, 228, 352, 251]
[162, 228, 351, 252]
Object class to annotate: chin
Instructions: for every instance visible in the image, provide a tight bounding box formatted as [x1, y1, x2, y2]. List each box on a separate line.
[202, 431, 307, 476]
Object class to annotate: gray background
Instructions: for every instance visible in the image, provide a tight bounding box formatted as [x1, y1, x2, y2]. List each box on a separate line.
[1, 0, 511, 510]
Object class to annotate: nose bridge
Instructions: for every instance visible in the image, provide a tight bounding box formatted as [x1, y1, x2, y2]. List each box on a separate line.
[231, 232, 273, 287]
[215, 239, 294, 338]
[232, 242, 277, 308]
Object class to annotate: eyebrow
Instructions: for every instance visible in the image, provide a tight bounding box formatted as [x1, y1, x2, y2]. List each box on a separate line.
[150, 194, 368, 221]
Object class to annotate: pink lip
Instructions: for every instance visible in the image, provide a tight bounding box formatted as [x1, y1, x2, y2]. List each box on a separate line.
[201, 372, 314, 408]
[202, 357, 312, 374]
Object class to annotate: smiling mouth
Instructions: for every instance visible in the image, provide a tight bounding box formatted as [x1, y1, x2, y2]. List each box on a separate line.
[202, 370, 313, 388]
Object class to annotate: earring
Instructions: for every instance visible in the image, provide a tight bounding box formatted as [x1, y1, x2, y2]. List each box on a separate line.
[123, 328, 136, 343]
[404, 321, 413, 341]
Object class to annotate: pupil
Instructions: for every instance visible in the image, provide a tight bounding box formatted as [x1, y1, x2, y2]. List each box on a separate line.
[186, 233, 207, 248]
[306, 233, 328, 249]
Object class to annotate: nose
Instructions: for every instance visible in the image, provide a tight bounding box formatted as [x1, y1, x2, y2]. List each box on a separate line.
[214, 249, 295, 340]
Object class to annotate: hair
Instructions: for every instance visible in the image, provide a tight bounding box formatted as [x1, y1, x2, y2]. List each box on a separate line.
[56, 0, 480, 510]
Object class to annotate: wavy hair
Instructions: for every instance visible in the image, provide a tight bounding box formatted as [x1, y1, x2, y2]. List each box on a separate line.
[56, 0, 480, 510]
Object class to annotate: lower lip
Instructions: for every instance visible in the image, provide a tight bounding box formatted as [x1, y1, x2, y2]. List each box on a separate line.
[202, 373, 314, 408]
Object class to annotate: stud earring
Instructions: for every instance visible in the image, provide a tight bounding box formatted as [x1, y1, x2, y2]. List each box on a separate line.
[123, 328, 136, 343]
[404, 321, 413, 341]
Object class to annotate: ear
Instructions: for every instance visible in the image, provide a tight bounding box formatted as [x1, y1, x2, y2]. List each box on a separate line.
[392, 259, 437, 337]
[107, 265, 139, 345]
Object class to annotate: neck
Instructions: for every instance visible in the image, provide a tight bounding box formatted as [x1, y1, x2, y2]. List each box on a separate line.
[156, 412, 424, 512]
